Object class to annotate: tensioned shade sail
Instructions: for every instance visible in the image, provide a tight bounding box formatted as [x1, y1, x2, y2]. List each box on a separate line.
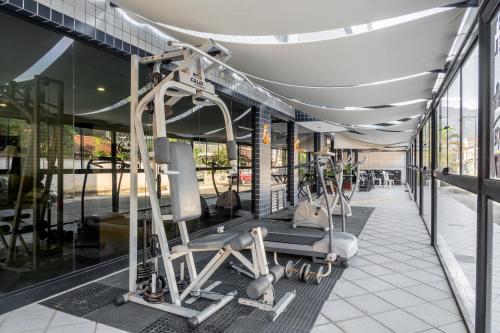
[342, 128, 415, 146]
[217, 9, 464, 86]
[252, 73, 438, 109]
[114, 0, 458, 36]
[293, 102, 427, 126]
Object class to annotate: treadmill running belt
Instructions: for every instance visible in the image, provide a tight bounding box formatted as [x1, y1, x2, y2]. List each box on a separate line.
[265, 233, 323, 245]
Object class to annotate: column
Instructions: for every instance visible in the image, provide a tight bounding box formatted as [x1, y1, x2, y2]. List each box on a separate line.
[313, 132, 324, 194]
[286, 122, 298, 206]
[251, 105, 272, 218]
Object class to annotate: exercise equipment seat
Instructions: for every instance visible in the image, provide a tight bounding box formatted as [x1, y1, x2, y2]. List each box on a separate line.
[187, 232, 239, 249]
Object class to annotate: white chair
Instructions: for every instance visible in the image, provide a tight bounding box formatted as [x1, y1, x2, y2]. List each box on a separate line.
[382, 171, 394, 187]
[371, 171, 382, 187]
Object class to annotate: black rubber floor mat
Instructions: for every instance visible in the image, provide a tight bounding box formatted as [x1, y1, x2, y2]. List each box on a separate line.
[266, 233, 324, 245]
[85, 302, 167, 333]
[39, 207, 373, 333]
[333, 206, 375, 237]
[40, 282, 126, 317]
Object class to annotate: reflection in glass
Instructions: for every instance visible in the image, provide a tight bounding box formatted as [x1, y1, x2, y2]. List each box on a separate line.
[438, 99, 448, 170]
[436, 181, 476, 327]
[447, 75, 461, 174]
[493, 13, 500, 178]
[422, 119, 431, 227]
[491, 200, 500, 332]
[462, 47, 478, 176]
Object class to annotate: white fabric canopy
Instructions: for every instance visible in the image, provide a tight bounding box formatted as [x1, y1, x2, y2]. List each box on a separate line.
[119, 5, 465, 148]
[296, 121, 347, 133]
[253, 73, 438, 108]
[295, 101, 427, 126]
[342, 128, 414, 146]
[114, 0, 457, 36]
[333, 133, 384, 149]
[219, 9, 463, 86]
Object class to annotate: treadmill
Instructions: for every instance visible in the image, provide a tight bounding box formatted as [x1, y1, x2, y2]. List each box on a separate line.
[226, 154, 358, 263]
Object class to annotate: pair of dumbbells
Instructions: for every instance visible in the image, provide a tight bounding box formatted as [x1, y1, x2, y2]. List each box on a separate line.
[284, 260, 324, 285]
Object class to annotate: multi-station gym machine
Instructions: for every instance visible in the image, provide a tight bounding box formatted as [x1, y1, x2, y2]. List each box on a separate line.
[116, 39, 296, 328]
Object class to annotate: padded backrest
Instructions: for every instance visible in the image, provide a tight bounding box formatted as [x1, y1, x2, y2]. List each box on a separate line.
[168, 142, 201, 222]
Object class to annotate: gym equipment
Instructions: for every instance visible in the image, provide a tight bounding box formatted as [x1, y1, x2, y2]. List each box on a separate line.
[203, 157, 241, 213]
[118, 40, 295, 328]
[227, 150, 358, 267]
[320, 155, 366, 219]
[292, 175, 330, 231]
[284, 260, 328, 284]
[75, 157, 130, 262]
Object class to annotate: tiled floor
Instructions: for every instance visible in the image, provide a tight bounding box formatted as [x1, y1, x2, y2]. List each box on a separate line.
[0, 186, 468, 333]
[0, 303, 126, 333]
[312, 186, 468, 333]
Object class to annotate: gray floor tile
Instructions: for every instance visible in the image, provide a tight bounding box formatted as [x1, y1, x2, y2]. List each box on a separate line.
[313, 314, 331, 326]
[405, 303, 460, 327]
[375, 288, 426, 308]
[321, 299, 365, 322]
[433, 298, 461, 316]
[358, 264, 394, 277]
[342, 267, 372, 281]
[383, 261, 419, 273]
[402, 269, 444, 284]
[336, 316, 393, 333]
[372, 309, 432, 333]
[439, 321, 468, 333]
[333, 280, 370, 298]
[405, 284, 451, 302]
[363, 254, 394, 265]
[344, 293, 396, 315]
[377, 273, 421, 288]
[311, 323, 344, 333]
[352, 277, 396, 293]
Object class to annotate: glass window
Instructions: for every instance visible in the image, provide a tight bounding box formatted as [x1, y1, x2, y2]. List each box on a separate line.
[448, 75, 461, 174]
[493, 13, 500, 178]
[462, 47, 479, 176]
[438, 99, 448, 170]
[491, 199, 500, 333]
[437, 181, 476, 326]
[422, 119, 432, 227]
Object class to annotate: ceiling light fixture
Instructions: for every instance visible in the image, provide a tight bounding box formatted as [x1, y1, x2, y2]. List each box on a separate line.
[97, 87, 106, 92]
[0, 103, 7, 108]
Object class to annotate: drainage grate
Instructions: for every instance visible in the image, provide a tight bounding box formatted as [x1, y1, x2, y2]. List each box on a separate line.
[41, 282, 126, 317]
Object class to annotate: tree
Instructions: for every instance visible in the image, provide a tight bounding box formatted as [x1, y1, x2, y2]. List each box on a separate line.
[201, 148, 229, 196]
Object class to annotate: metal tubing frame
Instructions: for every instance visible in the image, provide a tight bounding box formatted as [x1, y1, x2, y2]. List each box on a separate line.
[419, 131, 424, 216]
[431, 104, 437, 246]
[128, 44, 242, 312]
[475, 8, 493, 332]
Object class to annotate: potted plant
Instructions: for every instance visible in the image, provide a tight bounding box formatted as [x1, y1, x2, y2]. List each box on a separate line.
[343, 164, 353, 190]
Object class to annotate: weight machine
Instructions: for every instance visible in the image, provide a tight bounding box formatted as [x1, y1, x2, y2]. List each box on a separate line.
[116, 39, 295, 327]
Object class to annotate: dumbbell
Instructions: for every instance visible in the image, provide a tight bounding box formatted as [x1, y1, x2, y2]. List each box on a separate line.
[284, 261, 325, 285]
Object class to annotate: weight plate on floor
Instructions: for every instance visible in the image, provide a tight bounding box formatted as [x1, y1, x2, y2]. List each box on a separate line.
[303, 264, 311, 283]
[285, 261, 294, 279]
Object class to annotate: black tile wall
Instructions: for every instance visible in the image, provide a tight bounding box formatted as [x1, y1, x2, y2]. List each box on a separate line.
[287, 122, 299, 206]
[251, 106, 272, 218]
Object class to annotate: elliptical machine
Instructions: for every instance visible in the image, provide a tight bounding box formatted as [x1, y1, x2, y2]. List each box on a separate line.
[319, 155, 366, 218]
[292, 176, 330, 231]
